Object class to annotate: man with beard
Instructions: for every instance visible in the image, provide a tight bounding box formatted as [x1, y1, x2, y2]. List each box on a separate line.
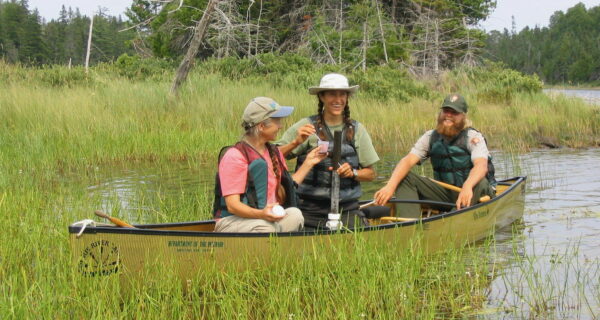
[373, 94, 496, 218]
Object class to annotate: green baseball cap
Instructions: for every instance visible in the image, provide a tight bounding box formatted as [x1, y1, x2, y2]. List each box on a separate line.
[441, 94, 468, 113]
[242, 97, 294, 127]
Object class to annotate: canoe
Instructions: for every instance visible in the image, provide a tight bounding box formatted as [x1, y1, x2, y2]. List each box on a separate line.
[69, 176, 526, 278]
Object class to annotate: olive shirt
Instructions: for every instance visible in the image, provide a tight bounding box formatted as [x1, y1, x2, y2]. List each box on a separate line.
[277, 117, 380, 168]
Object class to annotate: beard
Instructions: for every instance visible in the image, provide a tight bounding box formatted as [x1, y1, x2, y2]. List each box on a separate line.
[436, 113, 466, 138]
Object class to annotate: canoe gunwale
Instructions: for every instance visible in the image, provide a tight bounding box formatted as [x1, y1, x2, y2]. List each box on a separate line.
[69, 176, 526, 238]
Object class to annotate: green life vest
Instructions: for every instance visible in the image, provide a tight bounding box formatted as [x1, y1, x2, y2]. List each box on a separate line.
[429, 128, 497, 188]
[212, 142, 298, 218]
[295, 115, 361, 202]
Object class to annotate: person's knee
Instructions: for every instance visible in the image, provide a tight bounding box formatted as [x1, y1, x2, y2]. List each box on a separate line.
[473, 178, 495, 198]
[279, 207, 304, 231]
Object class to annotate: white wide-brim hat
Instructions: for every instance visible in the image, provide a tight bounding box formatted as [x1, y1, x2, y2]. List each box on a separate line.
[308, 73, 359, 95]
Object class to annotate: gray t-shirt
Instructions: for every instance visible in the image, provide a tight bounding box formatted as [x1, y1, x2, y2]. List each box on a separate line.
[277, 117, 380, 168]
[410, 129, 489, 164]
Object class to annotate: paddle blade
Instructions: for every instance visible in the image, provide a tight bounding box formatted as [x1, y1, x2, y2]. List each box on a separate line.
[331, 130, 342, 170]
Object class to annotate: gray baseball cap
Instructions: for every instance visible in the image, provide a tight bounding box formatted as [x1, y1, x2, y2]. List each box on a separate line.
[242, 97, 294, 127]
[441, 94, 468, 113]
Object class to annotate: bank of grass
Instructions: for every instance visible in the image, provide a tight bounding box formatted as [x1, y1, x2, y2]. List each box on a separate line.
[1, 62, 600, 318]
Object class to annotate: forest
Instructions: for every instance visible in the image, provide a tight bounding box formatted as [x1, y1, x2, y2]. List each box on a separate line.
[485, 2, 600, 85]
[2, 1, 598, 86]
[0, 1, 134, 65]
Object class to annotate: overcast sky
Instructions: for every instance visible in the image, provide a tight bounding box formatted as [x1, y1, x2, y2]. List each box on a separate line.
[480, 0, 600, 31]
[28, 0, 600, 32]
[28, 0, 130, 20]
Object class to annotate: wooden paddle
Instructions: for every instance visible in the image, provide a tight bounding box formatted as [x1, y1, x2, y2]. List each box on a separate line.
[94, 210, 135, 228]
[428, 178, 491, 202]
[329, 130, 343, 215]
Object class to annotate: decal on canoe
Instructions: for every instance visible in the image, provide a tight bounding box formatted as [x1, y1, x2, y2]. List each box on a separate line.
[168, 240, 224, 252]
[78, 240, 120, 276]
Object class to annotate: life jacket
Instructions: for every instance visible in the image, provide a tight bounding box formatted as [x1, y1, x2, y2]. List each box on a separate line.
[295, 115, 361, 202]
[212, 142, 298, 218]
[429, 128, 497, 188]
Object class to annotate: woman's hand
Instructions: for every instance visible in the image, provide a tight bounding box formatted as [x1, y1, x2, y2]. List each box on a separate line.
[335, 162, 355, 179]
[374, 185, 395, 205]
[261, 203, 285, 222]
[293, 124, 316, 145]
[304, 146, 328, 166]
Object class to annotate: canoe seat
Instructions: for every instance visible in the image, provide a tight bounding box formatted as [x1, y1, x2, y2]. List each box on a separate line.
[361, 205, 391, 219]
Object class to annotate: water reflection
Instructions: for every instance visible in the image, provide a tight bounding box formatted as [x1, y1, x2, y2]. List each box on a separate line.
[84, 162, 212, 222]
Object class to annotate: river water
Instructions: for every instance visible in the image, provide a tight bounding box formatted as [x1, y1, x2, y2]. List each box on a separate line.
[544, 88, 600, 105]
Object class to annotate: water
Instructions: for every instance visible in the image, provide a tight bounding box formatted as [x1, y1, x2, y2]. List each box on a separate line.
[544, 88, 600, 105]
[486, 149, 600, 318]
[79, 148, 600, 318]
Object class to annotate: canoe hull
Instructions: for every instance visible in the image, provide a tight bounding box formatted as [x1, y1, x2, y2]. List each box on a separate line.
[70, 177, 526, 279]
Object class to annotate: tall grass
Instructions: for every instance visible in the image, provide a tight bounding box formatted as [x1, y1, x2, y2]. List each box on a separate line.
[0, 63, 599, 318]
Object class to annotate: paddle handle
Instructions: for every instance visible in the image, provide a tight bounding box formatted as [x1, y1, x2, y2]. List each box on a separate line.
[429, 179, 491, 203]
[94, 210, 135, 228]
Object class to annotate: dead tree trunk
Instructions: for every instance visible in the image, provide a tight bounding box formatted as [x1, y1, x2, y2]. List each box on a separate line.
[362, 21, 368, 71]
[170, 0, 218, 95]
[374, 0, 388, 63]
[85, 15, 94, 74]
[338, 0, 343, 64]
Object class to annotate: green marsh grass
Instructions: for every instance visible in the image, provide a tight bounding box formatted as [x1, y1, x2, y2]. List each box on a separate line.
[0, 63, 599, 318]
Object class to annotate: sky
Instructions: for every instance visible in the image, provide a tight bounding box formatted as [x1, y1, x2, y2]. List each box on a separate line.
[27, 0, 600, 31]
[27, 0, 131, 21]
[479, 0, 600, 31]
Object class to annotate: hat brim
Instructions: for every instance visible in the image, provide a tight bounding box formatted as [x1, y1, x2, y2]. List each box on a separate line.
[441, 104, 465, 113]
[308, 85, 359, 95]
[270, 106, 294, 118]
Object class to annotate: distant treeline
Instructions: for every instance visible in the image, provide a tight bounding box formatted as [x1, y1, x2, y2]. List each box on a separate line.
[0, 1, 134, 65]
[484, 3, 600, 85]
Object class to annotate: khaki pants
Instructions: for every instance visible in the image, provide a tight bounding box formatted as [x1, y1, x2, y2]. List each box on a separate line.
[214, 207, 304, 233]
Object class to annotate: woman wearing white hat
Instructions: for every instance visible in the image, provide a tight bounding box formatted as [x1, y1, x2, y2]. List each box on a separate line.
[278, 74, 380, 230]
[213, 97, 327, 233]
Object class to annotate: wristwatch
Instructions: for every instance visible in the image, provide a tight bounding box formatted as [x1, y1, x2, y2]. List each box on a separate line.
[352, 169, 359, 180]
